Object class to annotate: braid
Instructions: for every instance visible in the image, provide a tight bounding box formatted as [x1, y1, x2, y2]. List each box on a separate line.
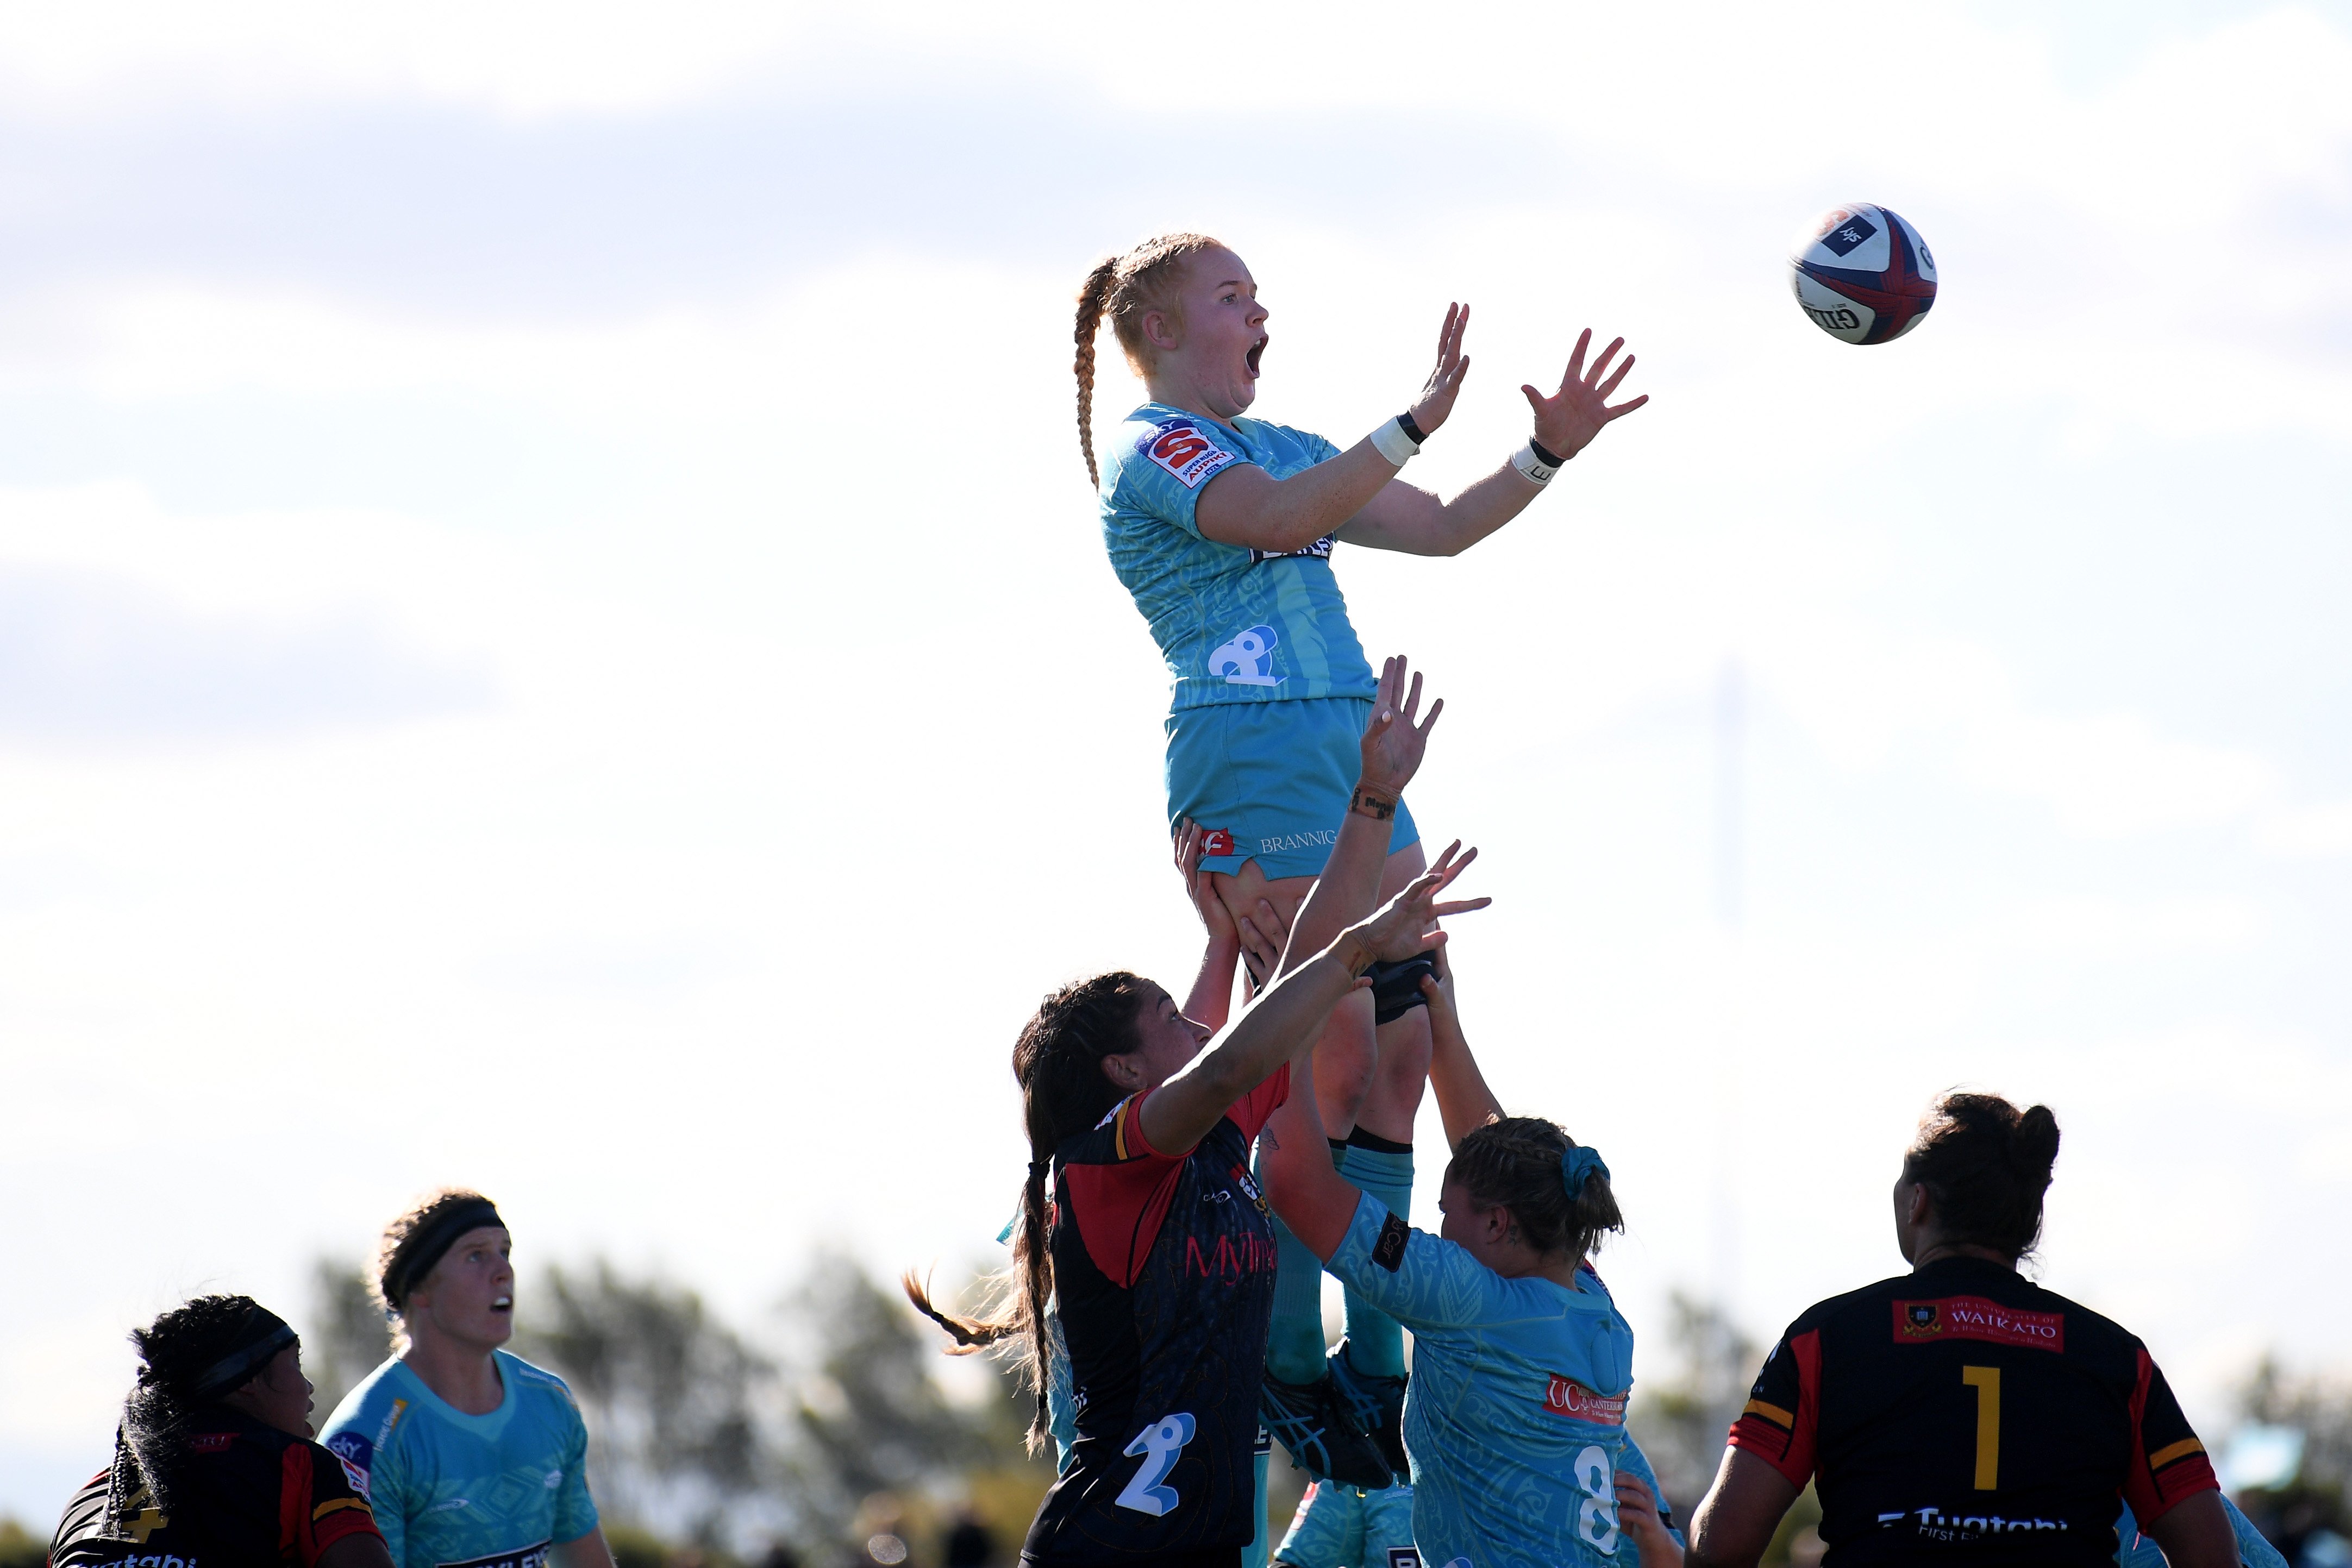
[904, 970, 1149, 1452]
[1446, 1117, 1624, 1262]
[1069, 231, 1227, 486]
[1075, 258, 1118, 488]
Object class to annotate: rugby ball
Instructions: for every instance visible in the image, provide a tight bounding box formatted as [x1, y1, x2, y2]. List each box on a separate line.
[1788, 203, 1937, 344]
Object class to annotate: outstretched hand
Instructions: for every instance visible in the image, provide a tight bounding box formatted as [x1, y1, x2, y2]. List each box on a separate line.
[1350, 841, 1490, 965]
[1172, 818, 1237, 944]
[1407, 303, 1472, 437]
[1359, 655, 1443, 798]
[1521, 327, 1648, 462]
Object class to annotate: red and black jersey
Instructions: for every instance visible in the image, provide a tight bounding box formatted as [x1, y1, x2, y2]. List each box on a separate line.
[52, 1409, 383, 1568]
[1729, 1256, 2218, 1567]
[1021, 1065, 1289, 1568]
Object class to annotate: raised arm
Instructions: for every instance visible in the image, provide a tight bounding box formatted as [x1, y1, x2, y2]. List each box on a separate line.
[1339, 327, 1648, 557]
[1137, 855, 1485, 1158]
[1195, 306, 1471, 556]
[1260, 845, 1488, 1257]
[1418, 946, 1504, 1150]
[1275, 655, 1444, 975]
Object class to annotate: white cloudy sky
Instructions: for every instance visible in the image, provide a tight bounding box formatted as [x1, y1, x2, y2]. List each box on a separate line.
[3, 0, 2349, 1521]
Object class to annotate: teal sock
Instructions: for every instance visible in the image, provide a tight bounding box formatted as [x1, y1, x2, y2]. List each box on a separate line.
[1337, 1136, 1413, 1379]
[1258, 1141, 1329, 1385]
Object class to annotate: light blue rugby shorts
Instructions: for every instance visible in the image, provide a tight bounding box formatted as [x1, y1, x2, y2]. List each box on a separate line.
[1165, 696, 1421, 882]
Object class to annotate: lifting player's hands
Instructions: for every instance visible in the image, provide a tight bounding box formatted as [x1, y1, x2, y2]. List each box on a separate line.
[1417, 942, 1461, 1036]
[1174, 817, 1288, 990]
[1358, 655, 1443, 798]
[1346, 839, 1490, 969]
[1521, 328, 1648, 462]
[1406, 303, 1472, 438]
[1612, 1472, 1684, 1568]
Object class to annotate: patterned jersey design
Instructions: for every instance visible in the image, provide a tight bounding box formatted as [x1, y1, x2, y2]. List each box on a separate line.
[1099, 403, 1376, 713]
[1730, 1256, 2220, 1567]
[1021, 1067, 1290, 1566]
[1324, 1195, 1678, 1568]
[320, 1351, 598, 1568]
[51, 1409, 383, 1568]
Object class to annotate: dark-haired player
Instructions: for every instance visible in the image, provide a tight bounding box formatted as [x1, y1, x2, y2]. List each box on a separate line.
[51, 1294, 392, 1568]
[321, 1191, 615, 1568]
[1683, 1093, 2240, 1568]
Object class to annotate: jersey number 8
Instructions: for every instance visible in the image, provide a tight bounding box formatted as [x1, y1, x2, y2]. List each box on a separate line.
[1570, 1444, 1620, 1554]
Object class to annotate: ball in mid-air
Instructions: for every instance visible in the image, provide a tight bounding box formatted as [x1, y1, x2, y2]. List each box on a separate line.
[1788, 203, 1937, 344]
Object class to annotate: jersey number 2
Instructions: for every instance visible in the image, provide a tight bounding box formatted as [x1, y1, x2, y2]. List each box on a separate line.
[1117, 1412, 1198, 1517]
[1962, 1365, 2000, 1490]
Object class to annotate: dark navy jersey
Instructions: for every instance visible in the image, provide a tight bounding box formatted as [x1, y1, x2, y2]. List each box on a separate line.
[1022, 1065, 1290, 1568]
[52, 1409, 383, 1568]
[1730, 1256, 2218, 1568]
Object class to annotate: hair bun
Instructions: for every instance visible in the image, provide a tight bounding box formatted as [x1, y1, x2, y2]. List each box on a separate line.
[2009, 1103, 2061, 1177]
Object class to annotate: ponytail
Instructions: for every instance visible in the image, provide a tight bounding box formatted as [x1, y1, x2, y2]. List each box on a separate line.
[1902, 1092, 2062, 1260]
[1071, 232, 1227, 487]
[904, 972, 1148, 1449]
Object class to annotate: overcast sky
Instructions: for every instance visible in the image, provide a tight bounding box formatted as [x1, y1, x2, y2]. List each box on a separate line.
[3, 0, 2349, 1523]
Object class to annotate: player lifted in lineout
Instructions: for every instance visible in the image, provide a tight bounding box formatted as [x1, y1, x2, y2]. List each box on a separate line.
[1075, 231, 1648, 1531]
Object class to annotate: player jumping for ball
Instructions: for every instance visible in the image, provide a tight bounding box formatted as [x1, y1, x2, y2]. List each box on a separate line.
[1076, 232, 1648, 1500]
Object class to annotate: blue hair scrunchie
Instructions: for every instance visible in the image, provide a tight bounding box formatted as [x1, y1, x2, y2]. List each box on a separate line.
[1561, 1144, 1610, 1198]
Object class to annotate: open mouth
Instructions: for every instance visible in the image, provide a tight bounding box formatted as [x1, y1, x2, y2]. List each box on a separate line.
[1246, 336, 1266, 377]
[491, 1295, 512, 1313]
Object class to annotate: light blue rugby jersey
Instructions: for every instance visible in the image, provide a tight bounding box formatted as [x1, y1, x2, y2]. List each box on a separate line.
[321, 1351, 598, 1568]
[1100, 402, 1377, 712]
[1325, 1193, 1679, 1568]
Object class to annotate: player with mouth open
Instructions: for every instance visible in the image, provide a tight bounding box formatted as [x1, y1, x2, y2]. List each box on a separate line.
[1074, 232, 1649, 1529]
[321, 1191, 616, 1568]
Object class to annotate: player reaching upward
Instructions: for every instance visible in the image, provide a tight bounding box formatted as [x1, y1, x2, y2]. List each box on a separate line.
[1257, 921, 1681, 1568]
[1075, 230, 1648, 1494]
[321, 1191, 615, 1568]
[910, 658, 1486, 1568]
[1682, 1093, 2238, 1568]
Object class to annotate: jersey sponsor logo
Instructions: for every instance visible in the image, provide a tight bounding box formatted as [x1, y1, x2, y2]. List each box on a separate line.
[1116, 1412, 1197, 1516]
[1371, 1213, 1409, 1271]
[187, 1432, 237, 1453]
[1201, 828, 1235, 856]
[1183, 1230, 1279, 1279]
[1875, 1506, 2069, 1540]
[1893, 1296, 2065, 1352]
[1139, 420, 1238, 490]
[324, 1430, 373, 1496]
[1248, 533, 1336, 566]
[435, 1540, 553, 1568]
[1544, 1373, 1628, 1426]
[1261, 829, 1338, 856]
[1227, 1162, 1268, 1214]
[1208, 623, 1281, 686]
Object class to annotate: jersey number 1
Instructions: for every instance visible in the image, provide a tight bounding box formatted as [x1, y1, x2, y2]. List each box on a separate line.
[1962, 1365, 2000, 1491]
[1117, 1413, 1198, 1517]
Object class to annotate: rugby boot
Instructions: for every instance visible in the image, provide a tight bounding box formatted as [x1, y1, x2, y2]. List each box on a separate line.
[1259, 1370, 1393, 1490]
[1328, 1338, 1410, 1478]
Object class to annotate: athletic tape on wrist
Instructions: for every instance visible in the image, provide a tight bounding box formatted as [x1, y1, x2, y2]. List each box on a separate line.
[1512, 438, 1565, 485]
[1370, 416, 1422, 466]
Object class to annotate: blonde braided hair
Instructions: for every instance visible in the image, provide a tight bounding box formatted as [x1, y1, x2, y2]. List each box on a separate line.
[1074, 231, 1227, 487]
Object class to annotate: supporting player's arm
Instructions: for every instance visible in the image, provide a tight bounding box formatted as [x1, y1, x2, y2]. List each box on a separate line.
[316, 1533, 396, 1568]
[551, 1526, 618, 1568]
[1273, 656, 1452, 976]
[1684, 1448, 1799, 1568]
[1195, 306, 1471, 556]
[1172, 819, 1285, 1025]
[1419, 946, 1505, 1150]
[1339, 328, 1649, 557]
[2140, 1491, 2239, 1568]
[1140, 854, 1483, 1157]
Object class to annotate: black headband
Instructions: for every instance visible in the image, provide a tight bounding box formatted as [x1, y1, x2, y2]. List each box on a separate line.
[384, 1200, 505, 1308]
[155, 1303, 297, 1402]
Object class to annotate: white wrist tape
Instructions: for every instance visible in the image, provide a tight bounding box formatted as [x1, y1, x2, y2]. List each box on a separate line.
[1369, 416, 1422, 466]
[1511, 439, 1563, 486]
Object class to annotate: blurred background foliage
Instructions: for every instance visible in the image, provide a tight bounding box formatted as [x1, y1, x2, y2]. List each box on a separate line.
[7, 1265, 2348, 1568]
